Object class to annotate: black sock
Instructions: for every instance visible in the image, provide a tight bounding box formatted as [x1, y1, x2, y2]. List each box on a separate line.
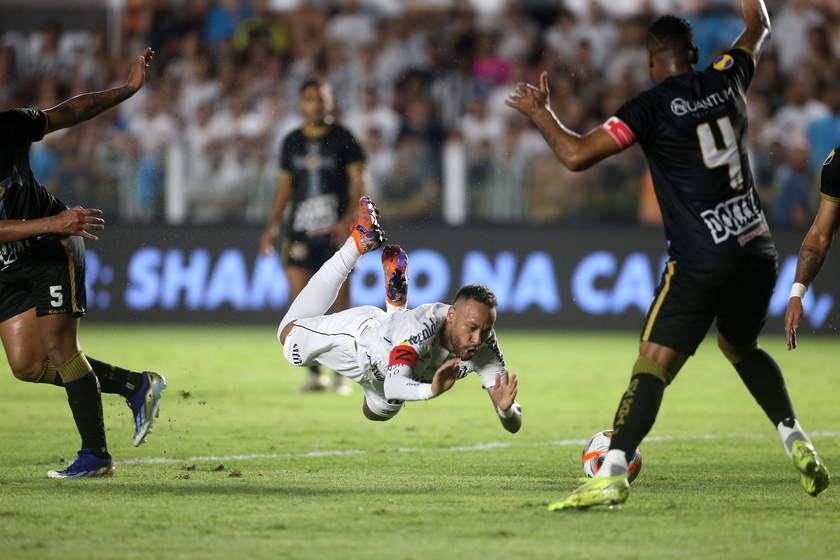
[63, 371, 109, 459]
[611, 373, 666, 463]
[87, 357, 145, 399]
[733, 348, 794, 426]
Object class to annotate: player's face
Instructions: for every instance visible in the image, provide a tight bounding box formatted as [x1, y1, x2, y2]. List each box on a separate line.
[445, 299, 496, 360]
[299, 85, 333, 125]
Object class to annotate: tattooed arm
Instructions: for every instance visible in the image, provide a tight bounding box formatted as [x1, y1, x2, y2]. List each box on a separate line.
[505, 71, 620, 171]
[785, 198, 840, 349]
[43, 48, 154, 134]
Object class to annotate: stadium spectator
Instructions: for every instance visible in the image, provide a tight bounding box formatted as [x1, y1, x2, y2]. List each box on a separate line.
[770, 137, 814, 228]
[5, 1, 840, 227]
[277, 196, 522, 431]
[507, 0, 830, 510]
[0, 48, 166, 479]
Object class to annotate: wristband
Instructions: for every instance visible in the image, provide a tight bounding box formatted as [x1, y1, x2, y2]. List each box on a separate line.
[497, 402, 520, 419]
[790, 283, 807, 299]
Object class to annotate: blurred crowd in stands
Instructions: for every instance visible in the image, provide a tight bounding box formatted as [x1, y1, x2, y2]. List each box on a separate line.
[1, 0, 839, 228]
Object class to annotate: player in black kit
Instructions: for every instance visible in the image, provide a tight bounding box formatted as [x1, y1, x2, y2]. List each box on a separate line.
[785, 147, 840, 349]
[260, 79, 366, 395]
[507, 0, 829, 509]
[0, 48, 166, 478]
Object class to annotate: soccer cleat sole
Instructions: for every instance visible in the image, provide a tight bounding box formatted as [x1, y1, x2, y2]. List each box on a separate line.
[47, 463, 115, 479]
[133, 372, 167, 447]
[352, 196, 385, 254]
[792, 440, 830, 497]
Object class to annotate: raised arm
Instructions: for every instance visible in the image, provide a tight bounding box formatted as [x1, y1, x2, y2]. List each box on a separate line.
[486, 370, 522, 434]
[506, 71, 621, 171]
[784, 198, 840, 349]
[43, 48, 154, 134]
[732, 0, 771, 58]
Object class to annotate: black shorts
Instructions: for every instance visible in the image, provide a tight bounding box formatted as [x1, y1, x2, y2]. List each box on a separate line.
[282, 236, 337, 271]
[641, 254, 778, 355]
[0, 237, 87, 323]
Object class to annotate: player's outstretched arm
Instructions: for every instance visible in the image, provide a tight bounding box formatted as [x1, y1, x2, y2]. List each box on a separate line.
[43, 48, 154, 134]
[0, 206, 104, 244]
[505, 71, 620, 171]
[732, 0, 771, 58]
[487, 370, 521, 434]
[785, 198, 840, 350]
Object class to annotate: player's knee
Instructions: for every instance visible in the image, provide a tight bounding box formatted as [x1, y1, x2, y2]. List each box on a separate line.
[362, 398, 395, 422]
[9, 359, 47, 382]
[278, 320, 296, 345]
[717, 333, 757, 364]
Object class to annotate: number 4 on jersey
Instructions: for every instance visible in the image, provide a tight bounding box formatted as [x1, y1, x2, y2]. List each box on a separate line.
[697, 116, 744, 191]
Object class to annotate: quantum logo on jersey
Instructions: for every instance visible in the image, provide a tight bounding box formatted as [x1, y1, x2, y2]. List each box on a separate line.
[700, 190, 763, 244]
[405, 319, 436, 345]
[824, 150, 835, 166]
[670, 87, 735, 116]
[713, 54, 734, 71]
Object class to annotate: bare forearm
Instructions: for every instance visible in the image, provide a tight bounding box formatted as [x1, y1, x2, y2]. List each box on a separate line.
[0, 217, 58, 244]
[795, 244, 829, 287]
[735, 0, 771, 54]
[46, 85, 135, 130]
[531, 109, 588, 171]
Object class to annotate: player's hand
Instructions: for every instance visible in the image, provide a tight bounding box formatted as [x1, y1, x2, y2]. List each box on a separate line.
[785, 297, 804, 350]
[259, 228, 277, 257]
[125, 47, 154, 93]
[489, 370, 518, 412]
[505, 71, 550, 118]
[431, 358, 460, 397]
[52, 206, 104, 241]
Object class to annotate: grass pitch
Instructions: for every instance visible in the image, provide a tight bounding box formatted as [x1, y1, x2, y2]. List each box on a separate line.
[1, 325, 839, 560]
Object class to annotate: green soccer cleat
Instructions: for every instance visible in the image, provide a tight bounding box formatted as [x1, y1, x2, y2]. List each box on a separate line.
[548, 475, 630, 511]
[791, 440, 830, 497]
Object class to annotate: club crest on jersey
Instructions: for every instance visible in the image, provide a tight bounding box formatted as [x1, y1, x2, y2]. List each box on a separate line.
[824, 150, 835, 166]
[713, 54, 734, 71]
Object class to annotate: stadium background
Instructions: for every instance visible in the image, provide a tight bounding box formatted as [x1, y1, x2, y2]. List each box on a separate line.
[2, 0, 839, 332]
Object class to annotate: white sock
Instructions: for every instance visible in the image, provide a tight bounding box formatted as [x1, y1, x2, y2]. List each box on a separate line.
[385, 301, 406, 314]
[597, 449, 629, 477]
[777, 418, 810, 457]
[278, 238, 358, 335]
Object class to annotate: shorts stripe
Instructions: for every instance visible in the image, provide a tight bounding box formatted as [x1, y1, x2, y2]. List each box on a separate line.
[60, 238, 80, 314]
[642, 260, 675, 342]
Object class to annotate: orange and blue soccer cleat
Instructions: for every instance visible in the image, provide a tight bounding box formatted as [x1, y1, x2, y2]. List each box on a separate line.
[382, 245, 408, 308]
[351, 196, 385, 254]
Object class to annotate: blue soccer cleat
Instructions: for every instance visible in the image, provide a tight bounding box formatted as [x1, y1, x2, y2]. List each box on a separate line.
[127, 371, 167, 447]
[47, 449, 114, 479]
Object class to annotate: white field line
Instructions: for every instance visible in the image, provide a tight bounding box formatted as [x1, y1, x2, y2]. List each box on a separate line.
[115, 431, 840, 465]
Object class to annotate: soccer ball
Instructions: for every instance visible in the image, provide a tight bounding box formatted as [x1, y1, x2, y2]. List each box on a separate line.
[582, 430, 642, 483]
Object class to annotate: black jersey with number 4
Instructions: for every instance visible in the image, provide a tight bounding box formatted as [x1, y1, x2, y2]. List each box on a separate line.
[279, 124, 364, 241]
[601, 47, 775, 264]
[0, 109, 67, 267]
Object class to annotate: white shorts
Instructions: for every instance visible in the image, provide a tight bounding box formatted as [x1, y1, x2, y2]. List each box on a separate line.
[282, 306, 405, 419]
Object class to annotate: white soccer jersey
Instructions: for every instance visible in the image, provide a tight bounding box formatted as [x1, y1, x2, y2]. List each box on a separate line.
[359, 303, 506, 389]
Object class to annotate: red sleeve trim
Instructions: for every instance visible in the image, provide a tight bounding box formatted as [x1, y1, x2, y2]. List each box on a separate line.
[389, 345, 419, 369]
[599, 116, 636, 150]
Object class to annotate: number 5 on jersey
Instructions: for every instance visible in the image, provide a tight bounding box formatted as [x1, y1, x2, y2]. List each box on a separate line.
[50, 285, 63, 307]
